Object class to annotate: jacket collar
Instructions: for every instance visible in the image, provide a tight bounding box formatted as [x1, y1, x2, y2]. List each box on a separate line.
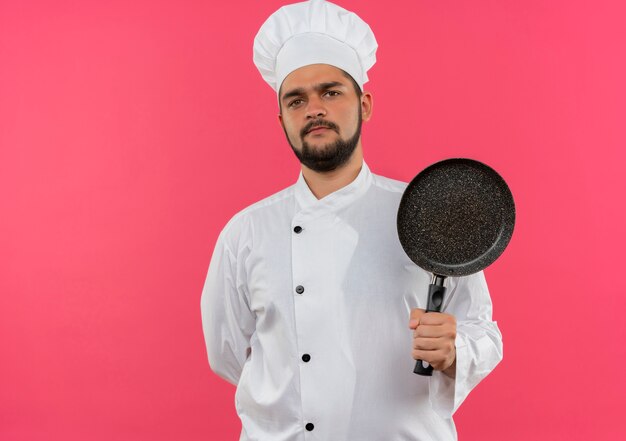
[294, 161, 373, 218]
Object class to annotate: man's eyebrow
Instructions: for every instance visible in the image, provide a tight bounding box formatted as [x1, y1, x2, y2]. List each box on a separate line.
[281, 87, 306, 103]
[314, 81, 346, 92]
[280, 81, 347, 103]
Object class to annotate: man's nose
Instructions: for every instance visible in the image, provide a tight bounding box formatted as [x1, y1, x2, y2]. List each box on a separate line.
[305, 96, 327, 119]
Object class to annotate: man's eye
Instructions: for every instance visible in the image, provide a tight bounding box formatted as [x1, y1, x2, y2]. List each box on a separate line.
[324, 91, 341, 97]
[288, 99, 303, 108]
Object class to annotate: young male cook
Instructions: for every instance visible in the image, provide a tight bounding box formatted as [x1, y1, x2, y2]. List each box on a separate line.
[201, 1, 503, 439]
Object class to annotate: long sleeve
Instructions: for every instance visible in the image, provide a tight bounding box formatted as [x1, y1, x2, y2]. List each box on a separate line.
[428, 271, 504, 417]
[200, 226, 256, 386]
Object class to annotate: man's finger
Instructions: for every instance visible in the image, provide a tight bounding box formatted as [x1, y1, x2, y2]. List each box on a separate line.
[418, 312, 456, 326]
[411, 348, 446, 364]
[409, 308, 426, 329]
[413, 324, 446, 338]
[413, 337, 444, 351]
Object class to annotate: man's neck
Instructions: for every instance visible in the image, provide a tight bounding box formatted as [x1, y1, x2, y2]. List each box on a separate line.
[301, 148, 364, 200]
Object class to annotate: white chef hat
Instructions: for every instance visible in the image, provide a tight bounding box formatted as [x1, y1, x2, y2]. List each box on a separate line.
[253, 0, 378, 93]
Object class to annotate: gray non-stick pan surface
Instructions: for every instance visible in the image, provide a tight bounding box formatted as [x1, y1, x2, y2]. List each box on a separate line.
[397, 158, 515, 375]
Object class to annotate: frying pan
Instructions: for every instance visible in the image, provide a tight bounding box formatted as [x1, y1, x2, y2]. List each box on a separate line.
[397, 158, 515, 376]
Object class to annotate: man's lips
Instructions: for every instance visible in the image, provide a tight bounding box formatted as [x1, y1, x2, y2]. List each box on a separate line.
[306, 126, 331, 134]
[300, 120, 339, 138]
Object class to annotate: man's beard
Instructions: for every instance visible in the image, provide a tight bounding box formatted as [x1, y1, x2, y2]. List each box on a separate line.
[284, 109, 362, 173]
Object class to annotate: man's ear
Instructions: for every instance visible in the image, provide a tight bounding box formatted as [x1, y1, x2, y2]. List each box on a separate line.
[360, 92, 373, 122]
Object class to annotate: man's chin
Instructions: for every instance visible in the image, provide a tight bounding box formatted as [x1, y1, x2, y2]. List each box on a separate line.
[302, 134, 339, 147]
[303, 144, 336, 154]
[288, 124, 361, 173]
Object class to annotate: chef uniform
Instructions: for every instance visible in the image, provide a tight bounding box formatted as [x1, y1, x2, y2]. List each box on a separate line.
[201, 1, 503, 440]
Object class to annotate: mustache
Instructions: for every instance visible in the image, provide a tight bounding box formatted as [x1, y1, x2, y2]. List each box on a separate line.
[300, 120, 339, 138]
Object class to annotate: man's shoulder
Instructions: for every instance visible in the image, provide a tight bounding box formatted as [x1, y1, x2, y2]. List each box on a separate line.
[370, 171, 409, 195]
[220, 184, 296, 238]
[236, 184, 296, 218]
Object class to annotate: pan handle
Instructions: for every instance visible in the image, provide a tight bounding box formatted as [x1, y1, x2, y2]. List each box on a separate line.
[414, 275, 447, 376]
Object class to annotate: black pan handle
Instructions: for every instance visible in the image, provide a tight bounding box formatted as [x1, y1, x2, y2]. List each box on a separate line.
[414, 275, 447, 376]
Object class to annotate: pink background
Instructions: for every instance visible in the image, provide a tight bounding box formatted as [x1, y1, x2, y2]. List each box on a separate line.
[1, 0, 625, 439]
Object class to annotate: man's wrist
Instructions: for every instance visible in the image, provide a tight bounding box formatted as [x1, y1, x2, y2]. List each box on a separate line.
[442, 357, 456, 379]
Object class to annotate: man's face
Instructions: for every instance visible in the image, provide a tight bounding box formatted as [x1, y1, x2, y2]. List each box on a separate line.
[278, 64, 372, 172]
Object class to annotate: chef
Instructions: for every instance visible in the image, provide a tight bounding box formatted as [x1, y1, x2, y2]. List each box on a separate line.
[200, 1, 503, 440]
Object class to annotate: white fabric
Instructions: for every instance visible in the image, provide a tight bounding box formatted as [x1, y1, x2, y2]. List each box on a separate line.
[201, 162, 503, 441]
[253, 0, 378, 91]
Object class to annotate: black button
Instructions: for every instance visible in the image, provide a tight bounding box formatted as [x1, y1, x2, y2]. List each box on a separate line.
[295, 285, 304, 294]
[293, 226, 303, 234]
[302, 353, 311, 362]
[305, 423, 314, 431]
